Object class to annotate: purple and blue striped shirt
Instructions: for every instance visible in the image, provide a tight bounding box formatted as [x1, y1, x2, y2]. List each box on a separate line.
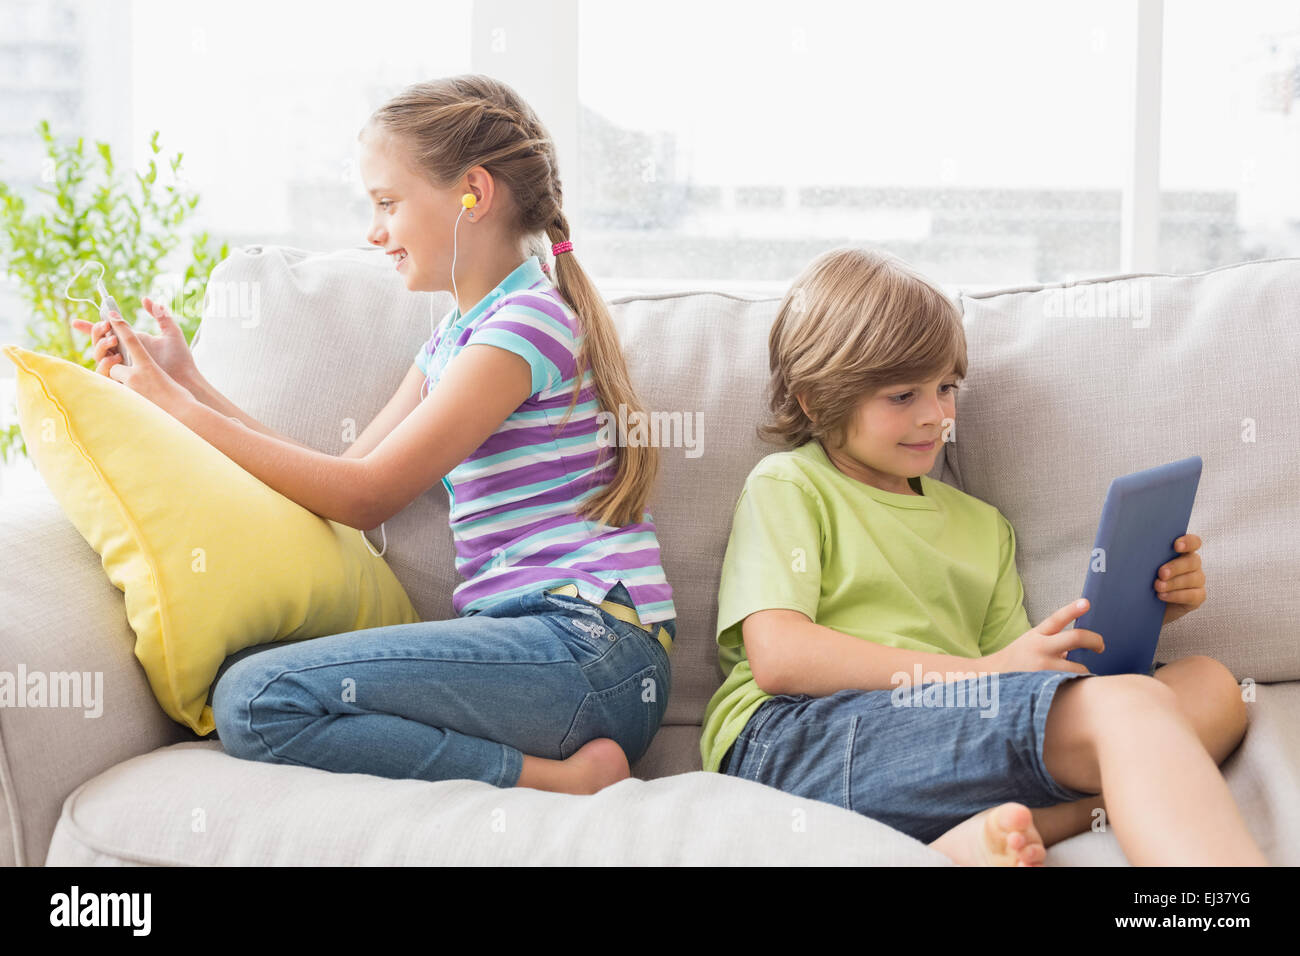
[414, 255, 676, 626]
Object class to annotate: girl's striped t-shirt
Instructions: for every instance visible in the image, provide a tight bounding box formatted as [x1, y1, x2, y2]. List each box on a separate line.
[413, 254, 676, 626]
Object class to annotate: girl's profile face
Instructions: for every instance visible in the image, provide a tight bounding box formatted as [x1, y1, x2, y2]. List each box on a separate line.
[822, 372, 959, 495]
[358, 130, 457, 293]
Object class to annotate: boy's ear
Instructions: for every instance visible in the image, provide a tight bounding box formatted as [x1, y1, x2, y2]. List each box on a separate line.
[796, 392, 812, 421]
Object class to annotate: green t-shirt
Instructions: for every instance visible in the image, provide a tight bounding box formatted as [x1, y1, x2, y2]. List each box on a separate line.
[699, 438, 1032, 773]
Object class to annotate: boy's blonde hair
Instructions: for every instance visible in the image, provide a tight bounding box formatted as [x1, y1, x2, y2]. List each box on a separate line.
[361, 74, 656, 529]
[760, 246, 968, 450]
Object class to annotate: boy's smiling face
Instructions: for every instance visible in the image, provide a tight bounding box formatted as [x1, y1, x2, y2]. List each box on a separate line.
[806, 372, 959, 495]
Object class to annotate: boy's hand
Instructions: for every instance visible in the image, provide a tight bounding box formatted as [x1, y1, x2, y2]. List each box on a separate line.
[1156, 533, 1205, 626]
[982, 599, 1103, 675]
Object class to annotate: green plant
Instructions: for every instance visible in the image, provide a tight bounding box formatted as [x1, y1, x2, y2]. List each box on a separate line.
[0, 119, 230, 465]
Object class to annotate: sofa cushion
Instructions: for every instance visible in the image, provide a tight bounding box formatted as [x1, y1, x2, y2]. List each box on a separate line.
[952, 257, 1300, 682]
[43, 734, 949, 865]
[0, 345, 420, 736]
[41, 680, 1300, 865]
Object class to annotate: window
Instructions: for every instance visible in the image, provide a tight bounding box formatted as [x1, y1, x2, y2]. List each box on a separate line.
[578, 0, 1138, 291]
[1160, 0, 1300, 272]
[1, 0, 1296, 319]
[128, 0, 474, 252]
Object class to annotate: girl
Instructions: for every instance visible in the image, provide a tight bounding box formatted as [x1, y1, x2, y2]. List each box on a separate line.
[86, 74, 675, 795]
[700, 246, 1267, 865]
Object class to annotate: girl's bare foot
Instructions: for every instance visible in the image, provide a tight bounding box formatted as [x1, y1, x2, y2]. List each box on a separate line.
[568, 737, 631, 793]
[928, 802, 1046, 866]
[516, 737, 630, 794]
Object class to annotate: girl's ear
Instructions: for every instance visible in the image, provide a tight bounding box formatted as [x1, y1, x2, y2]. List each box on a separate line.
[462, 166, 493, 214]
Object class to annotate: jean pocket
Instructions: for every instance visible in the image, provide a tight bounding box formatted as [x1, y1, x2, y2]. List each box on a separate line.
[560, 663, 658, 762]
[542, 594, 617, 662]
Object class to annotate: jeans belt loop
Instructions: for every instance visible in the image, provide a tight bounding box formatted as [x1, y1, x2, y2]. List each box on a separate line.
[546, 583, 673, 657]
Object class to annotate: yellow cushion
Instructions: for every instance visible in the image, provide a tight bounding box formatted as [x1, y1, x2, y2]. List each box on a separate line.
[2, 345, 420, 735]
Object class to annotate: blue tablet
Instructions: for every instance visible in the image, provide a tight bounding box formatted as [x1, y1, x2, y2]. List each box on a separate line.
[1065, 456, 1202, 676]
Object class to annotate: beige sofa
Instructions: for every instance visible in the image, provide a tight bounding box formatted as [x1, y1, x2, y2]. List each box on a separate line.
[2, 245, 1297, 865]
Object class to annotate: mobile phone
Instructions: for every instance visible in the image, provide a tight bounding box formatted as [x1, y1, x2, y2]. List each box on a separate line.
[96, 277, 131, 367]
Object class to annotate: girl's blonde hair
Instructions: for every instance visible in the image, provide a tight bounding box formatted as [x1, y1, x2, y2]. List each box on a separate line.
[761, 246, 968, 450]
[361, 74, 655, 529]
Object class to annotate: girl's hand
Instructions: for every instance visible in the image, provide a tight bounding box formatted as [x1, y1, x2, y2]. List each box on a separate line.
[1156, 533, 1206, 626]
[104, 312, 195, 418]
[71, 296, 199, 384]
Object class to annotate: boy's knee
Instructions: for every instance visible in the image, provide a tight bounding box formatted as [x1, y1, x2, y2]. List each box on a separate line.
[1084, 672, 1179, 720]
[1181, 654, 1241, 695]
[1157, 655, 1247, 721]
[1183, 655, 1249, 734]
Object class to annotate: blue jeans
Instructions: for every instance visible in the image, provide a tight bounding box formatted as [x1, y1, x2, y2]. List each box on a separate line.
[211, 582, 673, 787]
[719, 669, 1103, 844]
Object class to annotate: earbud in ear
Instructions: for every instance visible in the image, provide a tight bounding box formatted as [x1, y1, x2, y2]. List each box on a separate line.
[461, 193, 476, 209]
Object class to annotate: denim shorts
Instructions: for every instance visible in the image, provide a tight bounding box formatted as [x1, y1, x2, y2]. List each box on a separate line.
[211, 582, 673, 788]
[719, 668, 1113, 844]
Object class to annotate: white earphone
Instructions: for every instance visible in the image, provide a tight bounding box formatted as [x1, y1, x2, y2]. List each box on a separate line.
[360, 190, 476, 560]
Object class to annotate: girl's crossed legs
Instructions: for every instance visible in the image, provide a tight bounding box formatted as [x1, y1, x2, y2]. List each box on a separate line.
[211, 584, 672, 794]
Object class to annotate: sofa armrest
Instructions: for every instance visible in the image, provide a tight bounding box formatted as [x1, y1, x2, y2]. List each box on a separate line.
[0, 488, 193, 865]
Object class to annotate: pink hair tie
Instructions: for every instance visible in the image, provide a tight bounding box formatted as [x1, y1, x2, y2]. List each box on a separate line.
[551, 240, 573, 256]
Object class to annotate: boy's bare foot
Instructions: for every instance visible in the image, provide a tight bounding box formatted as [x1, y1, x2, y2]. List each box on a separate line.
[928, 802, 1046, 866]
[516, 737, 630, 794]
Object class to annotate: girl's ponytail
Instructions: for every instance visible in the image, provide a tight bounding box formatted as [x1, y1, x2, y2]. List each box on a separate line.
[545, 207, 659, 530]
